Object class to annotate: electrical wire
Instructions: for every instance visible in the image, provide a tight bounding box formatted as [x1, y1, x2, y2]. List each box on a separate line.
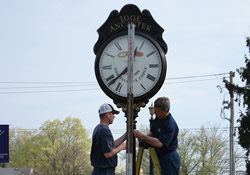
[0, 72, 229, 84]
[0, 84, 98, 90]
[0, 81, 95, 84]
[0, 88, 100, 94]
[0, 78, 222, 91]
[166, 72, 229, 80]
[0, 72, 230, 94]
[165, 77, 224, 85]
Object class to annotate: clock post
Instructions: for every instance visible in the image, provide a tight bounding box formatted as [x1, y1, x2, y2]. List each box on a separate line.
[126, 23, 136, 174]
[94, 4, 168, 175]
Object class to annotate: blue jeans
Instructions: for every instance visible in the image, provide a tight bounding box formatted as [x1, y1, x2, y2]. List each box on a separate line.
[91, 167, 115, 175]
[158, 151, 180, 175]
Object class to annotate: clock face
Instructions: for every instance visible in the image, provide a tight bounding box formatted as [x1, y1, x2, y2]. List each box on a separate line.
[95, 33, 166, 101]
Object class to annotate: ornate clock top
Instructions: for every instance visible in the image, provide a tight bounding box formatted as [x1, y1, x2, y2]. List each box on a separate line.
[93, 4, 167, 55]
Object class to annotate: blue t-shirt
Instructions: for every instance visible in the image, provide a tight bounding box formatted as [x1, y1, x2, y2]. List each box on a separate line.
[151, 113, 179, 156]
[90, 124, 117, 168]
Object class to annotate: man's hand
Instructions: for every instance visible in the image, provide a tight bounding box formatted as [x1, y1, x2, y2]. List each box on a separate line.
[134, 130, 163, 148]
[133, 130, 144, 142]
[120, 142, 126, 150]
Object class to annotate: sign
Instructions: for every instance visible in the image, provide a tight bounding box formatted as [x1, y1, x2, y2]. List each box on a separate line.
[0, 125, 9, 163]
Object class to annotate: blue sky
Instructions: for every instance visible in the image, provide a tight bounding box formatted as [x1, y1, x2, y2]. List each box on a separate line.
[0, 0, 249, 138]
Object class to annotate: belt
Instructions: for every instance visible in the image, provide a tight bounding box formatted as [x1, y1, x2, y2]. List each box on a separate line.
[157, 149, 176, 157]
[95, 167, 114, 171]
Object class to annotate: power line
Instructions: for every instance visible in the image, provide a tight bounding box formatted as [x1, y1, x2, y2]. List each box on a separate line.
[0, 72, 229, 84]
[0, 81, 95, 84]
[0, 78, 222, 92]
[0, 78, 222, 90]
[0, 88, 100, 94]
[0, 72, 230, 94]
[0, 84, 99, 90]
[166, 72, 229, 80]
[165, 77, 224, 85]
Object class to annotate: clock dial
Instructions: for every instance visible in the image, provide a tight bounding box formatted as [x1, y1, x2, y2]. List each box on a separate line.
[97, 34, 164, 98]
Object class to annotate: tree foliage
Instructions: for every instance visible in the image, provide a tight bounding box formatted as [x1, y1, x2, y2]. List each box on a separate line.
[178, 125, 229, 175]
[3, 117, 92, 175]
[135, 124, 243, 175]
[224, 37, 250, 174]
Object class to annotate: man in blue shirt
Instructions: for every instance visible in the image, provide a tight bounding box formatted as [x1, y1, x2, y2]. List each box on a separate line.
[134, 97, 180, 175]
[90, 103, 126, 175]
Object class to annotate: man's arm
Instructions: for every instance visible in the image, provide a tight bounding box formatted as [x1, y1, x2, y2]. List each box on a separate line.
[114, 132, 127, 147]
[104, 142, 126, 158]
[134, 130, 163, 148]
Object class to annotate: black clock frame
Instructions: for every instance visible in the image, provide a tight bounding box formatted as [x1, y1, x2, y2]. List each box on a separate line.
[94, 31, 167, 104]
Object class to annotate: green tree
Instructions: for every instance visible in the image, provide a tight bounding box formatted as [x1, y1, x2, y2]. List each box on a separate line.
[178, 125, 229, 175]
[135, 124, 230, 175]
[35, 117, 91, 175]
[4, 117, 91, 175]
[224, 37, 250, 174]
[7, 127, 39, 168]
[195, 126, 228, 174]
[178, 130, 200, 174]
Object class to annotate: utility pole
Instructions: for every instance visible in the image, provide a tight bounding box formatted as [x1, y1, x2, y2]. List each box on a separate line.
[229, 71, 236, 175]
[222, 71, 235, 175]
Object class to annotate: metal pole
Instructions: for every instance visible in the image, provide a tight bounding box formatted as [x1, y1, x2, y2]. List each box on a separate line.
[126, 23, 135, 175]
[229, 71, 235, 175]
[149, 103, 155, 175]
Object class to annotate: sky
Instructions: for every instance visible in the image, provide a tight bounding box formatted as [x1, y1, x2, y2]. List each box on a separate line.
[0, 0, 250, 139]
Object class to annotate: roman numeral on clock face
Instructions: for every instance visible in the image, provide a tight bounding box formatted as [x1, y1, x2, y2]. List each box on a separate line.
[146, 74, 156, 82]
[103, 65, 112, 69]
[115, 82, 122, 92]
[140, 83, 146, 90]
[149, 64, 159, 68]
[106, 74, 115, 82]
[105, 53, 115, 58]
[114, 42, 122, 51]
[139, 40, 145, 50]
[146, 51, 156, 57]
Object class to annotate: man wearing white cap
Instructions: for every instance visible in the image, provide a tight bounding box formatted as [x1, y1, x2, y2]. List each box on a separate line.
[90, 103, 126, 175]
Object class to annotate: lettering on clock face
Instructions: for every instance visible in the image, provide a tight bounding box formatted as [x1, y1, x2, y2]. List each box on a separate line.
[99, 35, 163, 97]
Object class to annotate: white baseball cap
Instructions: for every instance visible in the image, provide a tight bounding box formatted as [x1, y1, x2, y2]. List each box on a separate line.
[98, 103, 120, 115]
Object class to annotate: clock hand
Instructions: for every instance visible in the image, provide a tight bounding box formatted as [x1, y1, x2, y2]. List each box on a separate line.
[108, 67, 128, 86]
[134, 47, 137, 56]
[108, 48, 136, 86]
[134, 47, 137, 60]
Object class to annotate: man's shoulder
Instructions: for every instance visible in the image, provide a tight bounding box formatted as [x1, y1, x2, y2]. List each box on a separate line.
[94, 124, 110, 133]
[166, 113, 175, 122]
